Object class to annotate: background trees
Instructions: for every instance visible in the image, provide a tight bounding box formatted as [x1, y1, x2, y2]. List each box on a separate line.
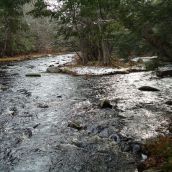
[0, 0, 31, 56]
[0, 0, 57, 57]
[0, 0, 171, 63]
[38, 0, 172, 64]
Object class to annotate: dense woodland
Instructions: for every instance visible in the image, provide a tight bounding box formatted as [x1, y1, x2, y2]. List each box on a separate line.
[0, 0, 172, 64]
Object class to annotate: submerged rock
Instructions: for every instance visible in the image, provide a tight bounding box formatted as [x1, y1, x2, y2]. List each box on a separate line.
[138, 86, 160, 92]
[23, 128, 32, 138]
[17, 89, 31, 97]
[25, 73, 41, 77]
[100, 99, 113, 109]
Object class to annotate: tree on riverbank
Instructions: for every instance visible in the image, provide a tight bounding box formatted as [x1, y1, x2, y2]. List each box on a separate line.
[0, 0, 57, 57]
[0, 0, 171, 63]
[0, 0, 32, 56]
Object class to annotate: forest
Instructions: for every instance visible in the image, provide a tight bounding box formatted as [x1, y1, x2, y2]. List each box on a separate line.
[0, 0, 171, 63]
[0, 1, 172, 172]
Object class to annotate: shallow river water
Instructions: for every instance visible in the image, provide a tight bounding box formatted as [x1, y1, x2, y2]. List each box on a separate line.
[0, 54, 172, 172]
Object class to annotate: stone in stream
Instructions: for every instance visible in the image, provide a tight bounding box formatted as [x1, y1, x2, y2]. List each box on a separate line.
[17, 89, 31, 97]
[130, 143, 142, 154]
[46, 66, 61, 73]
[23, 128, 32, 138]
[38, 103, 49, 109]
[0, 84, 8, 91]
[156, 67, 172, 78]
[165, 100, 172, 106]
[7, 107, 18, 116]
[99, 128, 109, 138]
[110, 134, 121, 143]
[138, 86, 160, 92]
[33, 123, 40, 129]
[99, 99, 113, 109]
[25, 73, 41, 77]
[68, 121, 86, 131]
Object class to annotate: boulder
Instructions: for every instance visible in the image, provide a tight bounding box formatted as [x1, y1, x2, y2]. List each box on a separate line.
[25, 73, 41, 77]
[156, 67, 172, 78]
[100, 99, 113, 109]
[165, 100, 172, 106]
[138, 86, 160, 92]
[46, 66, 61, 73]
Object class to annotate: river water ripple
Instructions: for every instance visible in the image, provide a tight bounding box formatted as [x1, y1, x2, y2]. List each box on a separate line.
[0, 54, 172, 172]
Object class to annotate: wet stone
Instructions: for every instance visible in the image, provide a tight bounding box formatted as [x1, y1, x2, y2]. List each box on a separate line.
[130, 143, 142, 154]
[17, 89, 31, 97]
[110, 134, 121, 143]
[0, 84, 9, 91]
[38, 103, 49, 109]
[9, 107, 18, 116]
[99, 128, 109, 138]
[33, 123, 40, 129]
[25, 73, 41, 77]
[138, 86, 160, 92]
[165, 100, 172, 106]
[46, 66, 61, 73]
[100, 99, 113, 109]
[68, 121, 85, 131]
[23, 128, 32, 138]
[156, 67, 172, 78]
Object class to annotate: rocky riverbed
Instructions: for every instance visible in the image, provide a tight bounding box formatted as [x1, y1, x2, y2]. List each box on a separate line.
[0, 54, 172, 172]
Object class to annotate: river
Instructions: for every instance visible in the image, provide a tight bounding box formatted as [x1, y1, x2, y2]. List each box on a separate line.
[0, 54, 172, 172]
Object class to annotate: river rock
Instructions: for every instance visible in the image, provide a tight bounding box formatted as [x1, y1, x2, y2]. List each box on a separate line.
[0, 84, 8, 91]
[23, 128, 32, 138]
[33, 123, 40, 129]
[68, 121, 85, 131]
[110, 134, 121, 143]
[130, 143, 142, 154]
[100, 99, 113, 109]
[25, 73, 41, 77]
[156, 67, 172, 77]
[17, 89, 31, 97]
[138, 86, 160, 92]
[46, 66, 61, 73]
[99, 128, 109, 138]
[165, 100, 172, 105]
[38, 103, 49, 108]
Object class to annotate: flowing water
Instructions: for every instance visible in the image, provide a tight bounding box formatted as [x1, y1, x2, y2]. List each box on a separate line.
[0, 54, 172, 172]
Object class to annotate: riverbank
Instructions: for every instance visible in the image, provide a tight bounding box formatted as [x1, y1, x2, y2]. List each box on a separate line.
[46, 54, 148, 76]
[0, 52, 71, 63]
[139, 135, 172, 171]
